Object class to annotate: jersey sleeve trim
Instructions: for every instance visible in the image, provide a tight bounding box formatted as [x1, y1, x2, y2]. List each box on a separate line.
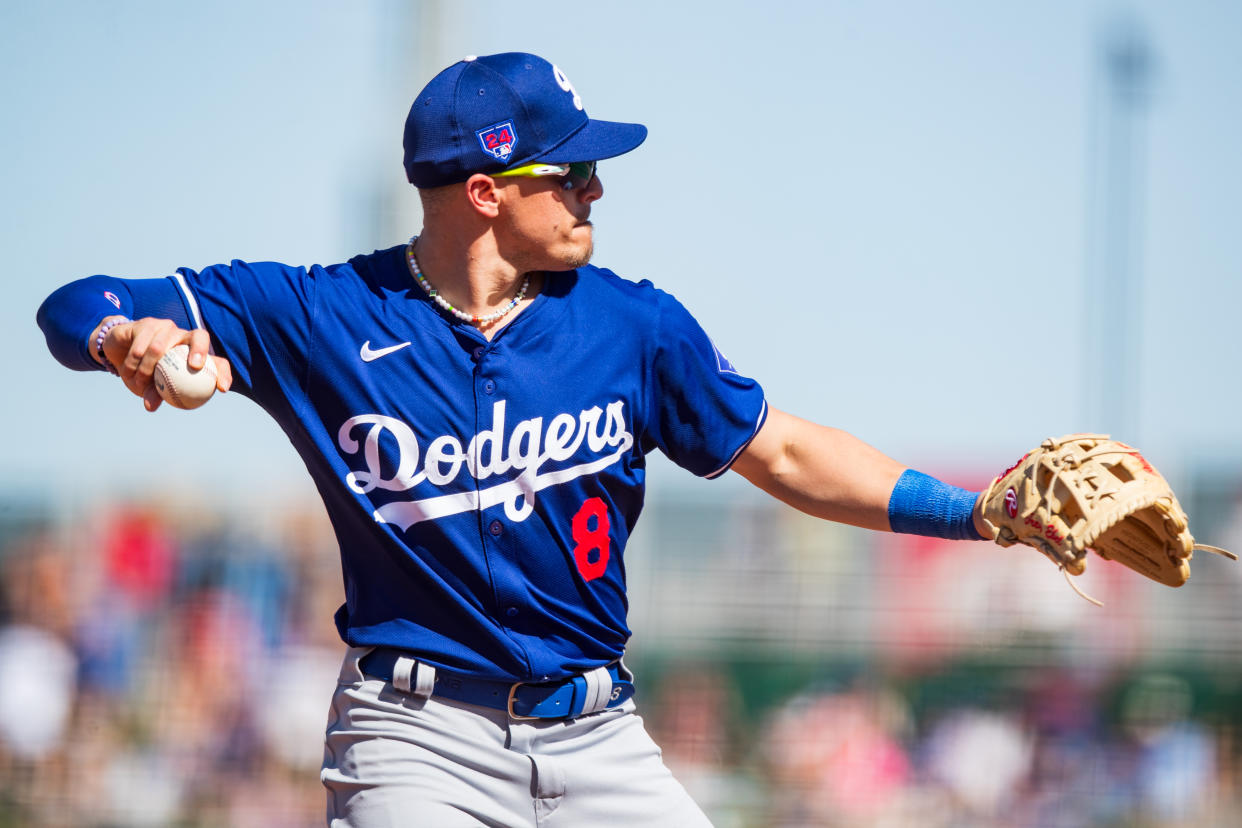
[171, 270, 205, 330]
[703, 399, 768, 480]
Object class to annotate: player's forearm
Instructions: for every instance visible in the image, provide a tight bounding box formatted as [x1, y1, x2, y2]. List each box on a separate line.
[37, 275, 193, 372]
[735, 407, 988, 540]
[733, 409, 905, 531]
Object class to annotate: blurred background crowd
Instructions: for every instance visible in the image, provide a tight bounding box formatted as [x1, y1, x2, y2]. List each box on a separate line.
[1, 481, 1239, 827]
[0, 499, 342, 826]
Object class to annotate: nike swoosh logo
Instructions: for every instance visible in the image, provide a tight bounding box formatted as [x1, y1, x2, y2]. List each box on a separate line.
[360, 340, 412, 362]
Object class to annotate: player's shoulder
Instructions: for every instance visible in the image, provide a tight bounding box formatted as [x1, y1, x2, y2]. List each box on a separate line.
[335, 244, 409, 289]
[550, 265, 677, 335]
[568, 264, 680, 311]
[573, 265, 704, 333]
[342, 244, 407, 276]
[245, 244, 408, 298]
[223, 244, 404, 284]
[186, 245, 403, 284]
[574, 263, 652, 293]
[181, 246, 408, 317]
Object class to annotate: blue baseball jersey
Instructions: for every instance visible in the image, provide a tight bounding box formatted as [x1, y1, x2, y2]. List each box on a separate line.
[162, 244, 764, 681]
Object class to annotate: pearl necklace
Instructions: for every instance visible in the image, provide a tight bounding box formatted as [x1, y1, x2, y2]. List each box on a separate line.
[405, 236, 530, 325]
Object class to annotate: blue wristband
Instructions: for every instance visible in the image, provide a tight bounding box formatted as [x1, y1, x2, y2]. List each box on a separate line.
[887, 469, 985, 541]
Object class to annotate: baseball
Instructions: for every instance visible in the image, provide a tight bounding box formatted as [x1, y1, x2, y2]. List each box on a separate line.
[153, 344, 218, 410]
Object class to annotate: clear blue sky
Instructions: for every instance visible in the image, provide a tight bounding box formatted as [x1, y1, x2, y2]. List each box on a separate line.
[4, 0, 1239, 506]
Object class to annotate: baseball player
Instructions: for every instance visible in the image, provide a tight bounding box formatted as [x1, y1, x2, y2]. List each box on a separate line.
[34, 52, 1099, 826]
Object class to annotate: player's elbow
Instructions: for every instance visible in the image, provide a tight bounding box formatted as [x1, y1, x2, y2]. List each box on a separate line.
[37, 281, 105, 372]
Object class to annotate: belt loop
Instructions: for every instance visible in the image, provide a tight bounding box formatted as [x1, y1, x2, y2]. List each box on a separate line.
[392, 656, 436, 700]
[577, 665, 613, 716]
[413, 661, 436, 699]
[392, 655, 416, 694]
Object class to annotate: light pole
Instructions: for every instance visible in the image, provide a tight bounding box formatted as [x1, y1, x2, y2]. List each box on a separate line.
[1087, 19, 1154, 441]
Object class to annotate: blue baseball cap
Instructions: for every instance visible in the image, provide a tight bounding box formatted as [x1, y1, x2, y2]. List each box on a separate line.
[403, 52, 648, 188]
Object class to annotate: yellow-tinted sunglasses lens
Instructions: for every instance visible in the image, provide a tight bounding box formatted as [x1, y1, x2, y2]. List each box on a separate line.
[493, 163, 570, 179]
[493, 161, 597, 190]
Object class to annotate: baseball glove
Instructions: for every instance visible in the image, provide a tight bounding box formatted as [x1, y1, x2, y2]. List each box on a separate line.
[978, 434, 1234, 595]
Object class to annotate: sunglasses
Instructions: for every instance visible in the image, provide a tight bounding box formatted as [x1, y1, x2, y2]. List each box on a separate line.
[492, 160, 597, 191]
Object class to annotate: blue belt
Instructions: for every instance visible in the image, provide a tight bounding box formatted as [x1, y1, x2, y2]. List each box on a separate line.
[358, 647, 635, 720]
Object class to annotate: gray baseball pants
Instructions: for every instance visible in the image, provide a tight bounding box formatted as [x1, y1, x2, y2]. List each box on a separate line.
[321, 647, 713, 827]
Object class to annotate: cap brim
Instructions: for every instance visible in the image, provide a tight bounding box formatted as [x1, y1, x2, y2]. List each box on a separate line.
[531, 118, 648, 164]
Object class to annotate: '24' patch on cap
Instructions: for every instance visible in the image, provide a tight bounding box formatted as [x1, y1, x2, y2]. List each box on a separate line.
[477, 121, 517, 161]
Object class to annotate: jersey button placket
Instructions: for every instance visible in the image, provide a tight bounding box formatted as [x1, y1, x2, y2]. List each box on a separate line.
[472, 359, 525, 631]
[488, 519, 520, 624]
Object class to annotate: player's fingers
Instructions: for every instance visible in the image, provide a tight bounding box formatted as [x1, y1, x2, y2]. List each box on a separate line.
[134, 320, 185, 385]
[121, 321, 161, 393]
[142, 384, 163, 413]
[187, 328, 212, 370]
[123, 318, 167, 368]
[211, 356, 234, 392]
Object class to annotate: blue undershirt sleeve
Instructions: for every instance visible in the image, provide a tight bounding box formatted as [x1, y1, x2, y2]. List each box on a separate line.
[36, 275, 193, 372]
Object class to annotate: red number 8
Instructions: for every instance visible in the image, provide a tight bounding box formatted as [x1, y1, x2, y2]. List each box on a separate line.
[571, 497, 610, 581]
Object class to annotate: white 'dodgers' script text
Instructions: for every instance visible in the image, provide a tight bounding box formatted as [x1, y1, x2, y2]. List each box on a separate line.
[338, 400, 634, 528]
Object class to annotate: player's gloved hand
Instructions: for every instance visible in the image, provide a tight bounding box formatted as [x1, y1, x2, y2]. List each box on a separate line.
[97, 316, 233, 411]
[977, 434, 1235, 600]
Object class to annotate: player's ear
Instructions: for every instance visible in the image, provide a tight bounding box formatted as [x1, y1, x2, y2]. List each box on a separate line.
[464, 174, 501, 218]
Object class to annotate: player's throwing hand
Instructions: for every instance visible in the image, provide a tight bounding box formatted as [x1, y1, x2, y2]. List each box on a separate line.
[95, 316, 232, 411]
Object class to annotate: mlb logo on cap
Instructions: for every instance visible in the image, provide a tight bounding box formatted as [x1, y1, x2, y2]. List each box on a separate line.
[476, 121, 518, 161]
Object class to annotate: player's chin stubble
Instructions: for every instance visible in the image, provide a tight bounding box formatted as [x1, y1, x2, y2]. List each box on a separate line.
[563, 242, 594, 269]
[561, 224, 594, 269]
